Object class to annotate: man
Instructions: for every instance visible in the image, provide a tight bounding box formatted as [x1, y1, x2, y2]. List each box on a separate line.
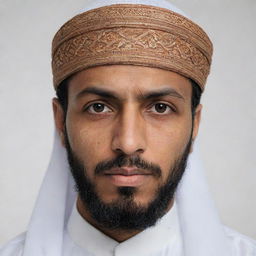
[1, 0, 256, 255]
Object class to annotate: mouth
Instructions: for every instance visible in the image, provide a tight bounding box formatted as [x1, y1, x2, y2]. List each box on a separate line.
[103, 167, 153, 187]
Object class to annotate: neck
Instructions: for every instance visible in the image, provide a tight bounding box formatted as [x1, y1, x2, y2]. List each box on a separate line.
[77, 197, 174, 242]
[77, 198, 140, 242]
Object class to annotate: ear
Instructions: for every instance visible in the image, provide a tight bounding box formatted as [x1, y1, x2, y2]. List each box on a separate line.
[190, 104, 202, 152]
[52, 98, 66, 146]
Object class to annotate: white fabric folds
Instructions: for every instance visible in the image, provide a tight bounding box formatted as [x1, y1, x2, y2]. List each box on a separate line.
[21, 1, 232, 255]
[22, 131, 76, 256]
[176, 146, 232, 255]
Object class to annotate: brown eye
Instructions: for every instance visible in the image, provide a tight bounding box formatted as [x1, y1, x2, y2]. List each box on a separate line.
[154, 103, 169, 113]
[86, 103, 112, 114]
[92, 103, 105, 112]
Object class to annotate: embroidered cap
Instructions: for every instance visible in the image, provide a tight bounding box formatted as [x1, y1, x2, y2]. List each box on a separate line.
[52, 4, 213, 91]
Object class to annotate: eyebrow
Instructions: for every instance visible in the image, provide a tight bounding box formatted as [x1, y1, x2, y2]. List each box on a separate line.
[76, 86, 185, 101]
[76, 87, 119, 100]
[138, 88, 185, 101]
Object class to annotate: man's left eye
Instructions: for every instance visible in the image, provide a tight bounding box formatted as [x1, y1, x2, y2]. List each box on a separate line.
[86, 103, 112, 114]
[150, 103, 173, 114]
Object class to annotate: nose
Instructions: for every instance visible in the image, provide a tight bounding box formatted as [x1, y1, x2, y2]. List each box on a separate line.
[111, 105, 146, 155]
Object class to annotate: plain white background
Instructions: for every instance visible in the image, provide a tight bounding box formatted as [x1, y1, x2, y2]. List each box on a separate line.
[0, 0, 255, 245]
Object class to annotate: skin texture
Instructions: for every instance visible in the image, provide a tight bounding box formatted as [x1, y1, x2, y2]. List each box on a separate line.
[53, 65, 202, 241]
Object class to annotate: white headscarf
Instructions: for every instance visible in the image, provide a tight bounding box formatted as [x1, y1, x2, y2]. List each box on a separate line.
[22, 1, 232, 256]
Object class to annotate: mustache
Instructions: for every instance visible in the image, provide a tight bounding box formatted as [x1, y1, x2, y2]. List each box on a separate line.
[95, 155, 162, 178]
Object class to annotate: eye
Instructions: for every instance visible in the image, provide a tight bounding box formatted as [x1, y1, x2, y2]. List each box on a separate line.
[85, 103, 112, 114]
[150, 103, 173, 114]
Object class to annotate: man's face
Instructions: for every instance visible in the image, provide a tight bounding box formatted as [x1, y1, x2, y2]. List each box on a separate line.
[54, 65, 201, 229]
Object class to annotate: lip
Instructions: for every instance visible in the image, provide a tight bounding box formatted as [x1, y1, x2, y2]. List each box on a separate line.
[104, 167, 151, 176]
[103, 168, 152, 187]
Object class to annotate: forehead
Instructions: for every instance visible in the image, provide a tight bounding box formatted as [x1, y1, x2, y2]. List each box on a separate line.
[68, 65, 192, 100]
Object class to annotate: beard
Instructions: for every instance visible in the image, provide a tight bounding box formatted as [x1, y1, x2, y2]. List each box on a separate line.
[64, 132, 192, 232]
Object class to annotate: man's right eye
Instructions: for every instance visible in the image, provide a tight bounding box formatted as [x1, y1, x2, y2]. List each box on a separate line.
[85, 103, 112, 114]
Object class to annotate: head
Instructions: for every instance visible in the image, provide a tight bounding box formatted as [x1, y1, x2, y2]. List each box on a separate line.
[53, 65, 202, 231]
[51, 2, 212, 233]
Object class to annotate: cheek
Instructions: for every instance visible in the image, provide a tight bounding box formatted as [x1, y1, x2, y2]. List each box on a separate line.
[66, 117, 112, 171]
[146, 118, 192, 179]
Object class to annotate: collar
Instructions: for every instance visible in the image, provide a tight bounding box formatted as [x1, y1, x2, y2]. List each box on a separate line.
[67, 200, 182, 256]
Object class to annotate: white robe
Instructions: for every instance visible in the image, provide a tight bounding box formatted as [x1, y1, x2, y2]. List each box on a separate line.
[1, 201, 256, 256]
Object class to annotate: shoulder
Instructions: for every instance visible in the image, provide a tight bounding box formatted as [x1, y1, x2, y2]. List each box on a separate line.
[224, 226, 256, 255]
[0, 233, 25, 256]
[1, 229, 256, 256]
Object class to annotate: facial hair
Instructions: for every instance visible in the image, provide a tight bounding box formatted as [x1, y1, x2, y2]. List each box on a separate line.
[64, 132, 192, 231]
